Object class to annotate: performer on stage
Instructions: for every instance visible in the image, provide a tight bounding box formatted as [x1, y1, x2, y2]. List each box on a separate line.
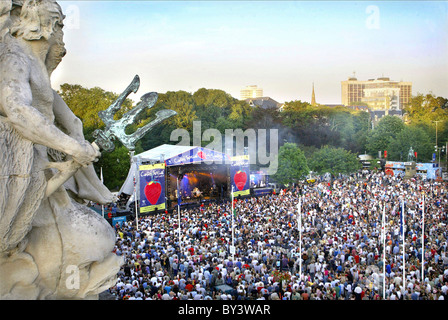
[192, 187, 202, 198]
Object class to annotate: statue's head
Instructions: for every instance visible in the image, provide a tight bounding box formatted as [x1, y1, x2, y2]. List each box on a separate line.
[0, 1, 13, 40]
[10, 0, 65, 41]
[10, 0, 66, 74]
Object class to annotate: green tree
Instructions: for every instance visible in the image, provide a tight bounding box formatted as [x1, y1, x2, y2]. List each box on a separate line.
[366, 115, 405, 156]
[58, 83, 148, 190]
[160, 90, 197, 131]
[58, 83, 134, 140]
[272, 143, 309, 185]
[308, 145, 361, 176]
[404, 93, 448, 126]
[386, 125, 433, 162]
[193, 88, 252, 132]
[280, 101, 371, 151]
[404, 93, 448, 154]
[95, 143, 142, 190]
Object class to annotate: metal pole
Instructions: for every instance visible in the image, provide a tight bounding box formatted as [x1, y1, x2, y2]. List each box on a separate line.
[421, 194, 425, 283]
[382, 202, 386, 299]
[134, 183, 138, 229]
[177, 179, 181, 256]
[131, 150, 139, 230]
[402, 199, 405, 294]
[231, 185, 235, 262]
[434, 120, 441, 167]
[298, 198, 302, 282]
[445, 141, 448, 169]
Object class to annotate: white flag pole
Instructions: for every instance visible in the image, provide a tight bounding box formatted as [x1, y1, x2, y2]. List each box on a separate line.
[231, 185, 235, 263]
[421, 194, 425, 283]
[402, 199, 405, 294]
[132, 151, 138, 231]
[298, 197, 302, 282]
[382, 202, 386, 299]
[178, 201, 181, 252]
[134, 177, 138, 230]
[177, 179, 181, 257]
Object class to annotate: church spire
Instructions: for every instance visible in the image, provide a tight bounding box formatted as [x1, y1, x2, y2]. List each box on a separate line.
[311, 82, 316, 106]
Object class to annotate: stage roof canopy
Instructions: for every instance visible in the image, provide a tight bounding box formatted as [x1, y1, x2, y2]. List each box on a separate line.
[132, 144, 192, 163]
[120, 144, 229, 195]
[132, 144, 229, 166]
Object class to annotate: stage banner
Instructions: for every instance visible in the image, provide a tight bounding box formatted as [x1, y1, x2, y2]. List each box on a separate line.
[165, 147, 228, 166]
[139, 163, 166, 213]
[230, 155, 250, 197]
[112, 216, 126, 227]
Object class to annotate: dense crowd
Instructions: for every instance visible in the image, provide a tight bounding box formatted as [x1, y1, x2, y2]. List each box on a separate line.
[106, 171, 448, 300]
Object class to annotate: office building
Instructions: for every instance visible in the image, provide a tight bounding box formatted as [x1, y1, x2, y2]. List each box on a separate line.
[341, 76, 412, 110]
[240, 85, 263, 100]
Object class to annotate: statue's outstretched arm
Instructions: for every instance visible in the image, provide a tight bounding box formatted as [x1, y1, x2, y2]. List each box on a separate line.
[51, 90, 113, 204]
[0, 52, 98, 167]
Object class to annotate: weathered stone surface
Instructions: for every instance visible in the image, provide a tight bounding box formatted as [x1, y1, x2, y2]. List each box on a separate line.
[0, 0, 123, 299]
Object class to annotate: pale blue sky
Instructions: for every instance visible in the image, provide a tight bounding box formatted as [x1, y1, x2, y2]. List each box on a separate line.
[52, 1, 448, 104]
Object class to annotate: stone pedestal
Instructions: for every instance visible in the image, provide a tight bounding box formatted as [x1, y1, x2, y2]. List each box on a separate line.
[404, 161, 416, 179]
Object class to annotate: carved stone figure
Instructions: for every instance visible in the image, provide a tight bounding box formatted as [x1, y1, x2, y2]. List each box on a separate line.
[0, 0, 123, 299]
[407, 146, 415, 162]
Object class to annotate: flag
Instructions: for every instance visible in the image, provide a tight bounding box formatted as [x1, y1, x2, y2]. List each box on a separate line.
[231, 186, 236, 218]
[400, 201, 405, 235]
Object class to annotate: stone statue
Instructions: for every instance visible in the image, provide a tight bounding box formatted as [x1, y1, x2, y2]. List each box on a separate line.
[0, 0, 123, 299]
[407, 146, 415, 162]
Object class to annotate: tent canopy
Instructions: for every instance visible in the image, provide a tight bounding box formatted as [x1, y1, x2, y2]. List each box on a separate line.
[131, 144, 193, 164]
[119, 144, 229, 195]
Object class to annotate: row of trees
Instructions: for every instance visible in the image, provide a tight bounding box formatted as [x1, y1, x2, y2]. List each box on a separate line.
[272, 143, 362, 185]
[58, 83, 448, 189]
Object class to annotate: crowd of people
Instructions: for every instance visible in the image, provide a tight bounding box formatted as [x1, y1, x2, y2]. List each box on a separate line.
[106, 171, 448, 300]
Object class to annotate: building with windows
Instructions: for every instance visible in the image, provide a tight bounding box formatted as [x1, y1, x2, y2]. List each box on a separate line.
[341, 77, 412, 110]
[240, 85, 263, 100]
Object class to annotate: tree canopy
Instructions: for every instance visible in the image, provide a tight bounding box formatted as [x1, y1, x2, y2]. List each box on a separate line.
[272, 143, 309, 185]
[281, 101, 371, 154]
[308, 145, 362, 176]
[365, 115, 405, 157]
[58, 82, 446, 189]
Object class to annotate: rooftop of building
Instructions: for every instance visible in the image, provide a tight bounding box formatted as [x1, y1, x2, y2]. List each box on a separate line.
[245, 97, 282, 109]
[343, 76, 412, 84]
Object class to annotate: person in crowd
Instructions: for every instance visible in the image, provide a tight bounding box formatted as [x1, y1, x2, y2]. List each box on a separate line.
[107, 171, 448, 300]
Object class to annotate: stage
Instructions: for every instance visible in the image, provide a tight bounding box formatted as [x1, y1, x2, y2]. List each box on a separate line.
[166, 162, 229, 209]
[118, 144, 232, 213]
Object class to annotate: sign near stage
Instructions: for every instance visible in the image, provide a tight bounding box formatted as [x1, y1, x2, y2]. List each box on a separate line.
[230, 155, 250, 197]
[139, 163, 166, 213]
